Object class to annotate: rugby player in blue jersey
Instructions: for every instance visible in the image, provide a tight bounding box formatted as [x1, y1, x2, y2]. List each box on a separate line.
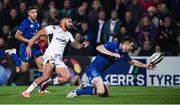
[5, 6, 43, 74]
[66, 36, 154, 98]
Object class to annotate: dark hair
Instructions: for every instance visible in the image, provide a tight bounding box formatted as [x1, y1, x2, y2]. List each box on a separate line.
[59, 15, 72, 23]
[121, 36, 135, 44]
[60, 15, 72, 19]
[27, 6, 38, 12]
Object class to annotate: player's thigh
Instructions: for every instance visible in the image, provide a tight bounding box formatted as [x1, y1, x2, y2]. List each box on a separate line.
[92, 77, 104, 90]
[54, 59, 70, 78]
[32, 47, 43, 69]
[86, 66, 104, 90]
[86, 66, 102, 84]
[19, 44, 31, 62]
[56, 66, 70, 79]
[20, 62, 30, 72]
[43, 63, 54, 79]
[35, 55, 43, 70]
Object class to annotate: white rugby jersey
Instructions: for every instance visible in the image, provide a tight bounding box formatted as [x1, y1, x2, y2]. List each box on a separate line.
[44, 25, 75, 55]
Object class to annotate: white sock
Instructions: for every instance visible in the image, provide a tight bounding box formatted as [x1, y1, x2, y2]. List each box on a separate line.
[53, 77, 59, 85]
[26, 82, 38, 93]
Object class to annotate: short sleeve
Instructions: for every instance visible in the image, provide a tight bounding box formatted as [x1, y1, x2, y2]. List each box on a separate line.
[68, 32, 75, 42]
[123, 54, 132, 62]
[44, 25, 54, 35]
[103, 42, 118, 51]
[18, 21, 28, 33]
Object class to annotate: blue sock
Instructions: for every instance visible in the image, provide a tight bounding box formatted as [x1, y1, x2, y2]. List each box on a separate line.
[11, 53, 22, 67]
[76, 86, 95, 96]
[37, 71, 43, 77]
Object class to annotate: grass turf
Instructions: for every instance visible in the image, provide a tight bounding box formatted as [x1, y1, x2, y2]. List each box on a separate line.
[0, 86, 180, 104]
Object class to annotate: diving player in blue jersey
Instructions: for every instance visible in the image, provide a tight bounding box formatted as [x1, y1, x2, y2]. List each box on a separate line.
[5, 6, 43, 74]
[66, 36, 155, 98]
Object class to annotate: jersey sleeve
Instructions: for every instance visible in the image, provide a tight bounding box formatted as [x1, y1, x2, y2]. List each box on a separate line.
[122, 54, 132, 62]
[44, 25, 54, 35]
[68, 32, 75, 42]
[18, 21, 28, 33]
[103, 42, 118, 51]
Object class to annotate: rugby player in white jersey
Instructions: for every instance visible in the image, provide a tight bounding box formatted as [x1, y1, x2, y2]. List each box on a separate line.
[21, 16, 89, 98]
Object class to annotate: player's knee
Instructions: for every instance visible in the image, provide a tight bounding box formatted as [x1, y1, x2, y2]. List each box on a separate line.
[97, 87, 105, 95]
[63, 75, 70, 82]
[100, 85, 109, 97]
[20, 67, 28, 72]
[95, 82, 107, 96]
[93, 77, 105, 95]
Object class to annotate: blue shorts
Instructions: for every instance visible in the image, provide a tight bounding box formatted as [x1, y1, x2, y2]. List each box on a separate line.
[86, 65, 103, 84]
[19, 43, 43, 62]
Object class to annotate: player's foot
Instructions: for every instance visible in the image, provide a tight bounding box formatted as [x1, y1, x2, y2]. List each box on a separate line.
[5, 48, 16, 55]
[66, 91, 77, 98]
[38, 89, 50, 94]
[76, 83, 85, 90]
[39, 82, 49, 95]
[16, 67, 20, 73]
[21, 91, 31, 98]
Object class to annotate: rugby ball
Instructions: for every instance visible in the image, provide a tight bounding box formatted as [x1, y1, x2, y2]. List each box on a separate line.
[150, 53, 163, 65]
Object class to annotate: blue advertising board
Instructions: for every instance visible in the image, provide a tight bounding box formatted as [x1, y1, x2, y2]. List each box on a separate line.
[103, 59, 147, 86]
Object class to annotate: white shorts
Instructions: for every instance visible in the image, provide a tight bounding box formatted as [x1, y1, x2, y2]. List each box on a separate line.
[42, 53, 68, 68]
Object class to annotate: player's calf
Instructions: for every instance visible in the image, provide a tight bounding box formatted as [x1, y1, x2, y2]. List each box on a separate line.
[56, 67, 70, 83]
[93, 77, 105, 96]
[40, 82, 49, 95]
[99, 84, 109, 97]
[97, 87, 105, 95]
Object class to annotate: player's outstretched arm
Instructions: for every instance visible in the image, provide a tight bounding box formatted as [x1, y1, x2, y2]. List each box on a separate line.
[28, 28, 47, 47]
[15, 30, 30, 43]
[129, 59, 154, 70]
[96, 44, 120, 58]
[26, 28, 47, 57]
[71, 40, 89, 49]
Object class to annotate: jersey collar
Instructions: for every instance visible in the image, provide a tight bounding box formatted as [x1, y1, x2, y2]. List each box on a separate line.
[119, 43, 125, 52]
[28, 17, 37, 23]
[58, 25, 64, 32]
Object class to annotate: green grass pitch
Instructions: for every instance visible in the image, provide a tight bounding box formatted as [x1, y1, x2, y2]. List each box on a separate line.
[0, 86, 180, 104]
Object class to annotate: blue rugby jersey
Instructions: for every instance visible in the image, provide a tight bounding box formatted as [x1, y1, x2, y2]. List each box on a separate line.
[90, 42, 132, 71]
[18, 17, 40, 40]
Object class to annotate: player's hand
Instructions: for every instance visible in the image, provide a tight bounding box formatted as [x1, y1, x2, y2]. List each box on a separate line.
[34, 40, 39, 44]
[147, 64, 156, 70]
[26, 46, 32, 57]
[111, 53, 121, 58]
[82, 40, 90, 48]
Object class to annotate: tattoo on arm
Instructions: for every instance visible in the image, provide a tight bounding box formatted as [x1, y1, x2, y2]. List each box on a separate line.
[71, 41, 83, 49]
